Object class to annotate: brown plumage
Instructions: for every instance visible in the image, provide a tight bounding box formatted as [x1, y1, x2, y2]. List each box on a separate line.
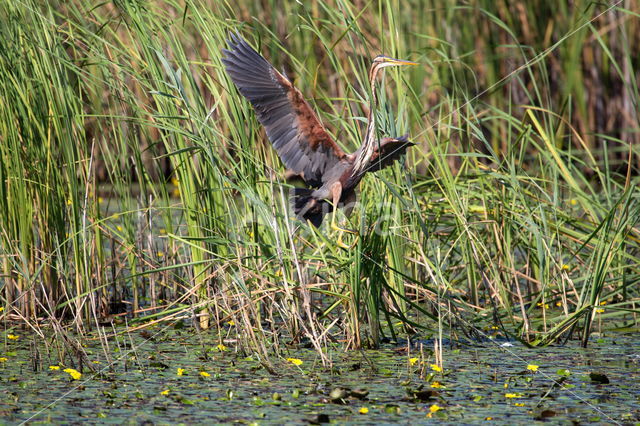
[222, 32, 415, 227]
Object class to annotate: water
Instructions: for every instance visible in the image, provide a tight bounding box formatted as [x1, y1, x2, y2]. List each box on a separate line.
[1, 330, 638, 424]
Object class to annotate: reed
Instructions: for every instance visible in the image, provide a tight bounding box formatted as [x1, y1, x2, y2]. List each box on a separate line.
[0, 0, 638, 358]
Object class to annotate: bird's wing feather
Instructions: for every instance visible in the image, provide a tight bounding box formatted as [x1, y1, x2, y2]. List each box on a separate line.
[222, 33, 346, 187]
[367, 135, 415, 172]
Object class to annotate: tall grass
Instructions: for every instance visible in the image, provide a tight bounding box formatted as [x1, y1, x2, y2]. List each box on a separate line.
[0, 0, 638, 360]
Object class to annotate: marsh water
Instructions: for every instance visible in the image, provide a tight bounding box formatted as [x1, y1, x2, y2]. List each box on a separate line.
[1, 329, 638, 424]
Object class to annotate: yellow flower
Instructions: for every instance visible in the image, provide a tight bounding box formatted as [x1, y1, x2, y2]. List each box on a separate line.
[426, 404, 442, 418]
[116, 225, 123, 232]
[596, 308, 605, 313]
[48, 365, 60, 370]
[570, 199, 577, 206]
[515, 402, 525, 407]
[157, 251, 164, 258]
[485, 417, 493, 421]
[226, 320, 235, 326]
[98, 196, 104, 204]
[600, 301, 607, 306]
[409, 357, 419, 366]
[430, 364, 442, 372]
[358, 407, 369, 414]
[199, 371, 210, 377]
[430, 381, 443, 388]
[0, 357, 7, 362]
[7, 334, 19, 340]
[286, 358, 303, 366]
[0, 307, 4, 312]
[561, 264, 570, 271]
[160, 389, 170, 396]
[63, 368, 82, 380]
[159, 228, 167, 235]
[527, 364, 539, 372]
[92, 361, 101, 364]
[505, 393, 523, 398]
[67, 199, 72, 205]
[177, 368, 186, 376]
[217, 344, 227, 352]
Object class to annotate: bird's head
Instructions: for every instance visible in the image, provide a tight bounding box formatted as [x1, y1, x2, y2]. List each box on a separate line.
[372, 55, 418, 69]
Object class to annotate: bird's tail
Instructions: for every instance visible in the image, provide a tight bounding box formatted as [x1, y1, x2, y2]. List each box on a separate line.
[291, 188, 328, 228]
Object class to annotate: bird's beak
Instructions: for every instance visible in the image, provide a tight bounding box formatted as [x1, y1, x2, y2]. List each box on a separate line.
[382, 57, 419, 66]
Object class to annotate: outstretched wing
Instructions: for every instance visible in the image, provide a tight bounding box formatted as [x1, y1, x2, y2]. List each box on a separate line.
[222, 33, 346, 187]
[368, 135, 415, 172]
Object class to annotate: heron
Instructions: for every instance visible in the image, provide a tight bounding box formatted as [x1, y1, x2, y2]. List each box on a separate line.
[222, 32, 416, 246]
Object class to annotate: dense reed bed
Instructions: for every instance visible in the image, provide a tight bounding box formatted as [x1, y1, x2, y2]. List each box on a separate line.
[1, 0, 639, 362]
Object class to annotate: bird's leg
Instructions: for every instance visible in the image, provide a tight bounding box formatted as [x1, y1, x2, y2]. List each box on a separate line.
[329, 182, 357, 249]
[329, 182, 343, 231]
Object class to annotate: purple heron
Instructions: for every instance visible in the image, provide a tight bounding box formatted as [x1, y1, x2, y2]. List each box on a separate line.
[222, 33, 416, 240]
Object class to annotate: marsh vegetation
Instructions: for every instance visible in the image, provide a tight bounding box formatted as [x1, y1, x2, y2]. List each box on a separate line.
[1, 0, 639, 422]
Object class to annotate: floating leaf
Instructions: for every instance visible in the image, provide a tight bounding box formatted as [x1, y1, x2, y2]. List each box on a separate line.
[384, 405, 401, 414]
[589, 372, 610, 384]
[307, 413, 330, 424]
[407, 386, 439, 402]
[534, 409, 557, 420]
[330, 388, 348, 403]
[349, 389, 369, 399]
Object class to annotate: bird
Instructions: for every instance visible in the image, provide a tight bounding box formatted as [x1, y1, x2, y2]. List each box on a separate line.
[222, 32, 416, 243]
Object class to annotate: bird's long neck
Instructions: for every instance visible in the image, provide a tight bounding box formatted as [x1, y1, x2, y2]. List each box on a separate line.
[352, 65, 381, 177]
